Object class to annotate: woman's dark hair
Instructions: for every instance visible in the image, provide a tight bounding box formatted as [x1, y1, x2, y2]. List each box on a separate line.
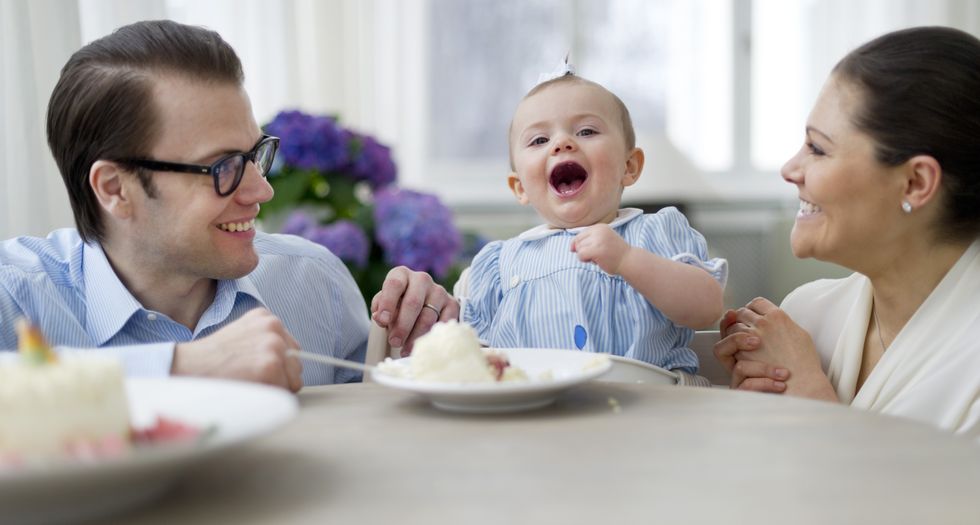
[46, 20, 244, 244]
[833, 26, 980, 241]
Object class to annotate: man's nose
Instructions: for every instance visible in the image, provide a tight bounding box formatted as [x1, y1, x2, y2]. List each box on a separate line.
[235, 161, 274, 204]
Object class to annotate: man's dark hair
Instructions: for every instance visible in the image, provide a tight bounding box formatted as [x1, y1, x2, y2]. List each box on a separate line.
[46, 20, 244, 244]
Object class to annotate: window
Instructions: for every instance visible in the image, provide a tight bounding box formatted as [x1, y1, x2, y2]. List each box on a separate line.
[420, 0, 734, 204]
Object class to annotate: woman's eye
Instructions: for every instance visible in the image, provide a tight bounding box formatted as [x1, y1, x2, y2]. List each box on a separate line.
[806, 142, 825, 156]
[529, 136, 549, 146]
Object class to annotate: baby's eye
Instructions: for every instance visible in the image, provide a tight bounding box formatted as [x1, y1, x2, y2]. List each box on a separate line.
[578, 128, 598, 137]
[528, 136, 549, 147]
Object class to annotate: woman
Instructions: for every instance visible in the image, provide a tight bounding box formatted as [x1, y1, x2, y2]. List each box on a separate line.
[714, 26, 980, 439]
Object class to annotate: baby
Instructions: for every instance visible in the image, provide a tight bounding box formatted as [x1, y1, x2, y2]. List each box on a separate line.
[459, 72, 727, 373]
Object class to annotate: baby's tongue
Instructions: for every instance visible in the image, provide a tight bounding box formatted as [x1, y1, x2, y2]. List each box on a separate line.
[556, 179, 582, 194]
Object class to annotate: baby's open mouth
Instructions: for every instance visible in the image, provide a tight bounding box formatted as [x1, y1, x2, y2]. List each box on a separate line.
[549, 162, 588, 196]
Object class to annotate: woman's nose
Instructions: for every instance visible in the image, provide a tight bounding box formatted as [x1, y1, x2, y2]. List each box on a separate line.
[781, 149, 804, 185]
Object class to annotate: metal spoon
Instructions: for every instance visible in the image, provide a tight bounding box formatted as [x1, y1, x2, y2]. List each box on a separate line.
[286, 349, 376, 373]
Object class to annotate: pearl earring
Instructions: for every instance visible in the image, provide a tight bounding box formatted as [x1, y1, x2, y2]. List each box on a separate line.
[901, 201, 913, 213]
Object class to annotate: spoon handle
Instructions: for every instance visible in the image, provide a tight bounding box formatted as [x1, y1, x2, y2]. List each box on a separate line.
[287, 349, 375, 373]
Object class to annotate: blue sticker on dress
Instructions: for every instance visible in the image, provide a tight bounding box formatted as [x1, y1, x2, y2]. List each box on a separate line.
[574, 325, 587, 349]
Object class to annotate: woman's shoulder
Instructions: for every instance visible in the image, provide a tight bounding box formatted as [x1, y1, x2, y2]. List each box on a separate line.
[780, 273, 866, 320]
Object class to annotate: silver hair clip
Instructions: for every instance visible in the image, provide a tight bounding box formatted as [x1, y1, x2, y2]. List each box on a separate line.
[535, 53, 576, 86]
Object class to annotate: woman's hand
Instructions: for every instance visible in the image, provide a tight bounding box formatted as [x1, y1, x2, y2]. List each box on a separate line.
[715, 298, 837, 401]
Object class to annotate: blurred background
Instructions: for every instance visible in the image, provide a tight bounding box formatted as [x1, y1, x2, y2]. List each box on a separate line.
[3, 0, 979, 308]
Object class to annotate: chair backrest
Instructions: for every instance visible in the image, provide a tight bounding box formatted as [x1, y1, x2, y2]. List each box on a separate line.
[364, 322, 395, 382]
[690, 330, 730, 386]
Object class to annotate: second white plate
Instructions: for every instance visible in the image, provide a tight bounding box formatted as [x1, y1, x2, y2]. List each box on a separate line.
[372, 347, 611, 413]
[0, 377, 297, 525]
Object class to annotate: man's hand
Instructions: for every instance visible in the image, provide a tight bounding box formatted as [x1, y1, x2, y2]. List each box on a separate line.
[371, 266, 460, 356]
[172, 308, 303, 392]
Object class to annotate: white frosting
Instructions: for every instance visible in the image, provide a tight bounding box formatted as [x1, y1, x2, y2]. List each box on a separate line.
[409, 321, 496, 383]
[0, 357, 130, 457]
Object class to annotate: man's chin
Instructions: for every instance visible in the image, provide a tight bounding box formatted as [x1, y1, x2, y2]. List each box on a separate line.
[213, 255, 260, 280]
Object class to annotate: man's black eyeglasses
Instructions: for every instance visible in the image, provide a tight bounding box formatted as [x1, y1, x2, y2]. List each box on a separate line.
[120, 135, 280, 197]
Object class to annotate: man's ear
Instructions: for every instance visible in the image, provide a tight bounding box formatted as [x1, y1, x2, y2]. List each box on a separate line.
[622, 147, 645, 188]
[507, 172, 529, 205]
[89, 160, 134, 219]
[903, 154, 942, 210]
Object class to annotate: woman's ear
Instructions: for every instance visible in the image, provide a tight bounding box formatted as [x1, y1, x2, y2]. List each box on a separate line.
[89, 160, 133, 219]
[904, 154, 942, 210]
[622, 147, 645, 187]
[507, 172, 530, 205]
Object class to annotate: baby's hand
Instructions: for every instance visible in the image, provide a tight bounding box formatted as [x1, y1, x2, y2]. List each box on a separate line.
[571, 224, 630, 275]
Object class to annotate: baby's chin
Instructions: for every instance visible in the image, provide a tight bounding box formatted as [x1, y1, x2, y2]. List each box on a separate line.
[541, 208, 607, 230]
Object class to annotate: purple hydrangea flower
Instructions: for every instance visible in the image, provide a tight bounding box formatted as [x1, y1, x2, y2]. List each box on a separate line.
[305, 220, 370, 268]
[280, 210, 318, 237]
[348, 134, 397, 189]
[265, 110, 351, 172]
[373, 188, 461, 278]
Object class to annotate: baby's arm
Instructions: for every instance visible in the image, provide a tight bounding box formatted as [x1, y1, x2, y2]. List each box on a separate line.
[571, 224, 723, 329]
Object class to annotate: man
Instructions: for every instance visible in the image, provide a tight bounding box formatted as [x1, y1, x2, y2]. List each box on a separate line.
[0, 20, 457, 391]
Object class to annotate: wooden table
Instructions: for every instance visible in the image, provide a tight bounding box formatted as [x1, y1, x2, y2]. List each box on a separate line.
[123, 382, 980, 524]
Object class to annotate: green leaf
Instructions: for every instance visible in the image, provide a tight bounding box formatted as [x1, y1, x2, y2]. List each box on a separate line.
[261, 170, 314, 217]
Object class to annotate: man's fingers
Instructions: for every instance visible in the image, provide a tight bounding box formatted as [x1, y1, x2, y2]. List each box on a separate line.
[284, 352, 304, 392]
[439, 297, 460, 322]
[401, 287, 456, 355]
[372, 267, 412, 327]
[387, 271, 432, 348]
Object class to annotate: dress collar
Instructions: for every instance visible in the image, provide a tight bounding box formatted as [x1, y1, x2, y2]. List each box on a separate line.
[516, 208, 643, 242]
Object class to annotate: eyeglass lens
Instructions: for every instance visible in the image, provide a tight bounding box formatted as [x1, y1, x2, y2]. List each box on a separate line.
[214, 139, 277, 195]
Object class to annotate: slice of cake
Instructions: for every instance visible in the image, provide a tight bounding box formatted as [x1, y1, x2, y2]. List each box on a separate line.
[0, 320, 130, 462]
[396, 320, 528, 383]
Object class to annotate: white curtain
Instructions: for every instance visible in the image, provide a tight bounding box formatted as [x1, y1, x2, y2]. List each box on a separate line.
[0, 0, 79, 239]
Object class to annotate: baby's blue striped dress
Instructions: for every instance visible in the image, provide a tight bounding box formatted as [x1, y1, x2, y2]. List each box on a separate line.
[461, 207, 727, 373]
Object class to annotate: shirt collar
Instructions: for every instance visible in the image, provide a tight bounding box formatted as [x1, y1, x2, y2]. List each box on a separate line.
[516, 208, 643, 242]
[82, 243, 269, 344]
[82, 242, 145, 345]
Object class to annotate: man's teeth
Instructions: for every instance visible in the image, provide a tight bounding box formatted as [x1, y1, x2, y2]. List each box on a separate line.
[798, 200, 821, 217]
[219, 220, 254, 232]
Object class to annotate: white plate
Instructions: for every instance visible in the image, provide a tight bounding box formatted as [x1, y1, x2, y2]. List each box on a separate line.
[600, 355, 679, 385]
[0, 377, 297, 525]
[372, 347, 612, 413]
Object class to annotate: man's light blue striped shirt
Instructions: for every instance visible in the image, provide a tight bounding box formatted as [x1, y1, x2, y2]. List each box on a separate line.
[0, 229, 368, 384]
[461, 208, 727, 374]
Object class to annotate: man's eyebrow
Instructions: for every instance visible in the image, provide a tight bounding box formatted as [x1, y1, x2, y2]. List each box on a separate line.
[805, 126, 834, 144]
[195, 135, 264, 162]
